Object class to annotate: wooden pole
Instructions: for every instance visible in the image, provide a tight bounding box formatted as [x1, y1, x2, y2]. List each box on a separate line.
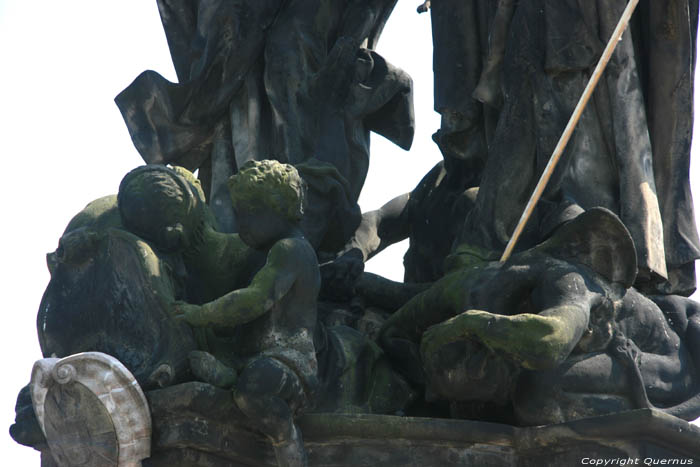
[500, 0, 640, 262]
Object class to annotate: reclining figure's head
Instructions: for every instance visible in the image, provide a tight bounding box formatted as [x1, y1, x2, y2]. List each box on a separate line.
[118, 165, 206, 252]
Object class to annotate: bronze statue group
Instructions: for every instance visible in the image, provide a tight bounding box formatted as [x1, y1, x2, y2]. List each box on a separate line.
[13, 1, 700, 466]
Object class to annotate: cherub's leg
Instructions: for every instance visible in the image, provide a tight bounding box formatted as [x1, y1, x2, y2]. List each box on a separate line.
[188, 351, 238, 388]
[234, 358, 308, 467]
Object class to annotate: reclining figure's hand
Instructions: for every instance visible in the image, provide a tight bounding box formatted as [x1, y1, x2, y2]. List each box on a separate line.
[320, 248, 365, 301]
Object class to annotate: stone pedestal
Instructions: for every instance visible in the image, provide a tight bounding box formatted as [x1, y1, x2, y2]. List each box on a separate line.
[18, 365, 700, 466]
[144, 382, 700, 466]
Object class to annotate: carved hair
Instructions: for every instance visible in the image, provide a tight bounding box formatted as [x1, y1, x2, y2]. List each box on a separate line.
[117, 165, 205, 251]
[228, 160, 306, 222]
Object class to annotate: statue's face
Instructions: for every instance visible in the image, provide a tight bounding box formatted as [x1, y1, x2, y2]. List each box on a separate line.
[235, 205, 292, 250]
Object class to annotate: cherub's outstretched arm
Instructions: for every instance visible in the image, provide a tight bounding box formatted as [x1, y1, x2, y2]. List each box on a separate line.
[174, 239, 300, 328]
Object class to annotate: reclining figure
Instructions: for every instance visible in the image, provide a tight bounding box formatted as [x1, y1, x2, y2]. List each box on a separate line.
[380, 208, 700, 425]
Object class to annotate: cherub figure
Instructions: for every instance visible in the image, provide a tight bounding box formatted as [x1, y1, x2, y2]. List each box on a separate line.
[117, 165, 265, 306]
[37, 164, 267, 391]
[173, 160, 320, 467]
[26, 162, 409, 463]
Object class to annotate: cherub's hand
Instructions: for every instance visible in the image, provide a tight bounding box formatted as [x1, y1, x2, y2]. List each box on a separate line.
[188, 351, 237, 388]
[171, 301, 206, 327]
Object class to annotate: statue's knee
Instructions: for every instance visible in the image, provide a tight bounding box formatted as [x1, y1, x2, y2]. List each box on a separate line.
[235, 357, 304, 413]
[232, 385, 252, 410]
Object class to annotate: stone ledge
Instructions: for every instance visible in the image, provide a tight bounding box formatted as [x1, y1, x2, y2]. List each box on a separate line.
[141, 383, 700, 466]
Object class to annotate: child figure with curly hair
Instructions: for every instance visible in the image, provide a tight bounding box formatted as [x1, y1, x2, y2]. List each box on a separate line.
[175, 160, 320, 467]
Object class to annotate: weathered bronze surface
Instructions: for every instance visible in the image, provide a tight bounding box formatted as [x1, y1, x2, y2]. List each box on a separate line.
[10, 1, 700, 466]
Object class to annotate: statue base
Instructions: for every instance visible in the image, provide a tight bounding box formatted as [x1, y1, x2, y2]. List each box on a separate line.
[20, 377, 700, 466]
[137, 383, 700, 466]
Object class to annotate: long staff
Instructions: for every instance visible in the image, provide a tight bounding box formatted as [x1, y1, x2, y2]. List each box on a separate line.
[500, 0, 640, 262]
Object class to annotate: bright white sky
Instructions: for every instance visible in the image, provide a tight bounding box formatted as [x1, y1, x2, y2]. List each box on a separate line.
[0, 1, 698, 464]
